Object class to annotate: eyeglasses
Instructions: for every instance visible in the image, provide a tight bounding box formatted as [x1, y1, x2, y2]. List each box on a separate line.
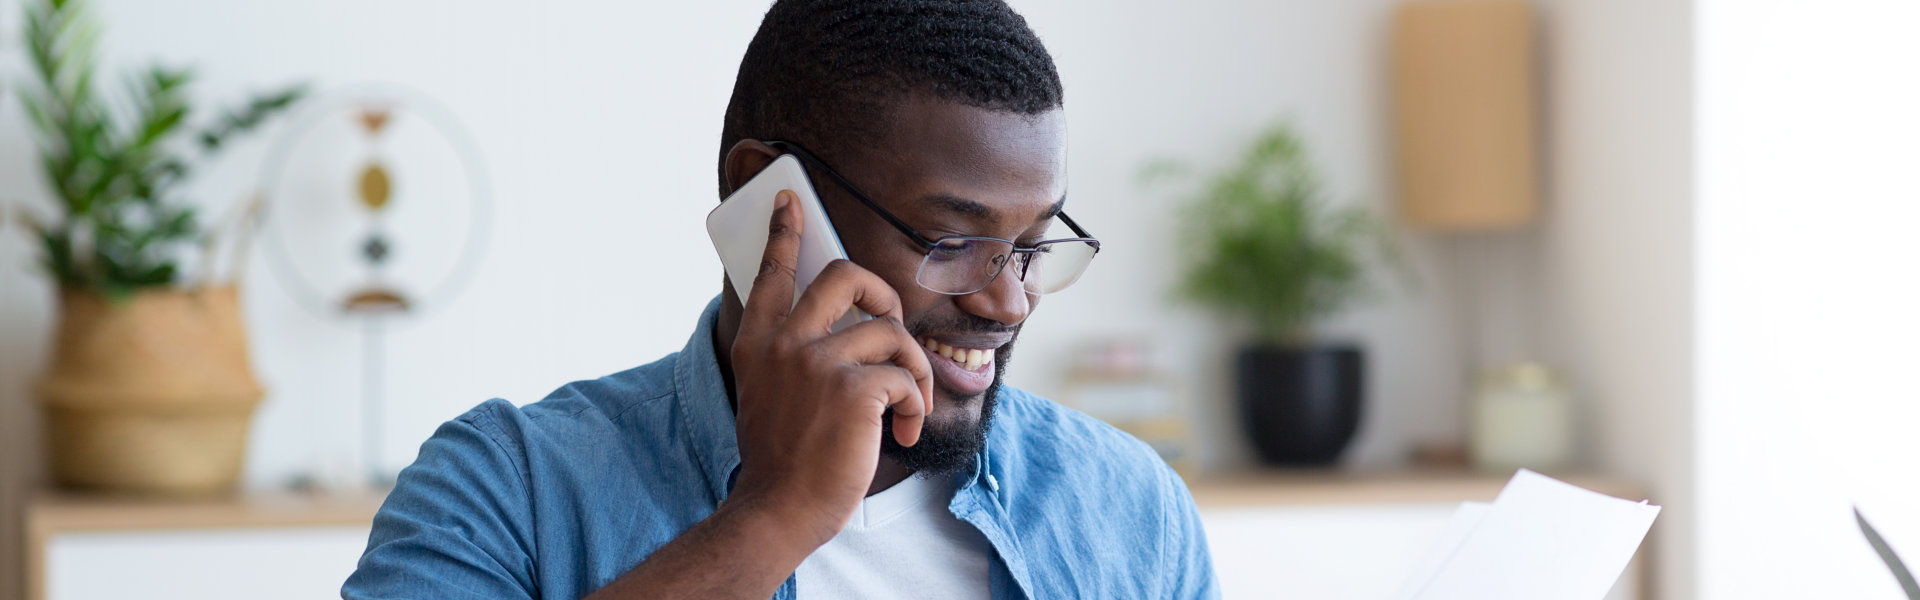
[765, 140, 1100, 296]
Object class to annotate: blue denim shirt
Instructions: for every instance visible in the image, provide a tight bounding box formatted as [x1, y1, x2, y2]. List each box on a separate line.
[343, 297, 1217, 599]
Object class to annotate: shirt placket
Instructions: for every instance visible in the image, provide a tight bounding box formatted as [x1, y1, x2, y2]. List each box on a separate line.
[950, 450, 1035, 600]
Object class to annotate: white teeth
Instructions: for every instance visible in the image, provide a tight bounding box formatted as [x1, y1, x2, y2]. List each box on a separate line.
[919, 336, 994, 371]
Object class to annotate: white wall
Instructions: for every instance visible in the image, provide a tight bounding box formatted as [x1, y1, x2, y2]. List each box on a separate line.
[0, 2, 1467, 594]
[1531, 0, 1698, 599]
[1014, 0, 1461, 473]
[1532, 1, 1920, 598]
[15, 2, 1918, 599]
[1696, 0, 1920, 598]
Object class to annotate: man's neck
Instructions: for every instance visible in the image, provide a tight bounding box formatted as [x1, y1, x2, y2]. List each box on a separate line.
[713, 286, 913, 497]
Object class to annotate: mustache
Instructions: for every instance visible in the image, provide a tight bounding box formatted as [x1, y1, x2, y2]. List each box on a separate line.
[906, 313, 1020, 340]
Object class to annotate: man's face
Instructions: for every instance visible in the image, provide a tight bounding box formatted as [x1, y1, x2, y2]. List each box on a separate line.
[817, 96, 1068, 472]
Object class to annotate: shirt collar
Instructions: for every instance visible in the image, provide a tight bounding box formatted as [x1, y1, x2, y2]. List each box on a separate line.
[673, 295, 742, 503]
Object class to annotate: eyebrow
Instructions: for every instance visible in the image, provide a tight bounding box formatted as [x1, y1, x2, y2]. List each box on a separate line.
[919, 193, 1068, 225]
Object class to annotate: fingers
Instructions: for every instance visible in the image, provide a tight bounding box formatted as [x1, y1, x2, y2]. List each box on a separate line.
[742, 190, 803, 331]
[848, 364, 926, 447]
[814, 317, 936, 417]
[787, 259, 906, 336]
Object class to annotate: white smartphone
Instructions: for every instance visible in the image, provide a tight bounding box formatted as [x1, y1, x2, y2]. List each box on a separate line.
[706, 154, 866, 331]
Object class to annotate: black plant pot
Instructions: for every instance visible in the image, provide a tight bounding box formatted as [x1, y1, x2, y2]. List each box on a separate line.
[1236, 345, 1364, 466]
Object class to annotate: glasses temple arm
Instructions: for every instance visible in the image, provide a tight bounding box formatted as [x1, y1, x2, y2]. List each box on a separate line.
[765, 141, 941, 249]
[1052, 212, 1100, 253]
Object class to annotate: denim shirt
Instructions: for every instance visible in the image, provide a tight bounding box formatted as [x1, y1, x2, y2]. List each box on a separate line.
[343, 296, 1218, 599]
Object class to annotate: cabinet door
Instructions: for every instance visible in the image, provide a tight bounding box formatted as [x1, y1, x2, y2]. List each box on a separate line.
[47, 526, 371, 600]
[1201, 504, 1641, 599]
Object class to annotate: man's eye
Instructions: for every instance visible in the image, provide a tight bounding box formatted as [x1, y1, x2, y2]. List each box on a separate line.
[929, 240, 971, 262]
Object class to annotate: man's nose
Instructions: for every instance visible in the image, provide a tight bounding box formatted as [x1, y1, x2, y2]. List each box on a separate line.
[956, 259, 1033, 326]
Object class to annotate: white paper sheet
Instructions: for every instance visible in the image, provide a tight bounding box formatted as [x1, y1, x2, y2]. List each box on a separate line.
[1394, 469, 1661, 600]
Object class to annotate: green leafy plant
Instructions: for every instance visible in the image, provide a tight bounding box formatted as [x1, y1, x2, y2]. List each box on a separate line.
[1151, 122, 1401, 346]
[1858, 506, 1919, 599]
[17, 0, 305, 300]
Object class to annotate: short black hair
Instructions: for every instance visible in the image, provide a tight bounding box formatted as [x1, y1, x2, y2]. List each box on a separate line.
[718, 0, 1064, 198]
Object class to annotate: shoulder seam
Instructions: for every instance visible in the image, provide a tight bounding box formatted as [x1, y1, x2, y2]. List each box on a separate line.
[605, 388, 677, 423]
[462, 402, 536, 507]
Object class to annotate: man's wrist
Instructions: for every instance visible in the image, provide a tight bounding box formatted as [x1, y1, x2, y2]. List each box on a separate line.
[711, 492, 835, 567]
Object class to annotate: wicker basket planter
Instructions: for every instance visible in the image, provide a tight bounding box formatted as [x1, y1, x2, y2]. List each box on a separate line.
[35, 286, 264, 496]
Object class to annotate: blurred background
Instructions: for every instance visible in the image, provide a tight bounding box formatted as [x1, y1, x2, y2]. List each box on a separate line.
[1, 0, 1917, 599]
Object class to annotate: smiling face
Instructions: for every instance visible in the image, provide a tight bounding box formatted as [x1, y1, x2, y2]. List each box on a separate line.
[813, 95, 1068, 472]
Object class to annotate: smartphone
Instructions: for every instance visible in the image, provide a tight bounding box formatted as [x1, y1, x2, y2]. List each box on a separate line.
[706, 154, 866, 331]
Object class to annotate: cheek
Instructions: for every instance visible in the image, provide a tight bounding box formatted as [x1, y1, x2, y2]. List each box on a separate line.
[867, 251, 927, 305]
[895, 281, 945, 322]
[840, 230, 922, 294]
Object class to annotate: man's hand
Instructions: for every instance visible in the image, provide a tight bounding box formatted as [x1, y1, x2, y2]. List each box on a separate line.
[583, 190, 932, 600]
[725, 189, 935, 548]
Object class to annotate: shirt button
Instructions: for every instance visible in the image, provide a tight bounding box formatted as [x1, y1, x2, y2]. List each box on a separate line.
[986, 474, 1000, 492]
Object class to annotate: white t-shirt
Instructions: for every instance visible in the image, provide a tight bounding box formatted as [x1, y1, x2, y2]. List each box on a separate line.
[795, 473, 993, 599]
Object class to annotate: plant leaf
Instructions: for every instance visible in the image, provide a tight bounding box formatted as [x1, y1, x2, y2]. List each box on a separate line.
[19, 0, 301, 294]
[1163, 121, 1402, 344]
[198, 83, 308, 152]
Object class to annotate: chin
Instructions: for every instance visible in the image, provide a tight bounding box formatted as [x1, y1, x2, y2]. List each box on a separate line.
[923, 393, 983, 435]
[878, 347, 1011, 476]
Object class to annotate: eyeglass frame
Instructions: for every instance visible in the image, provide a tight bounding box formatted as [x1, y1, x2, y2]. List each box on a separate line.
[762, 140, 1101, 296]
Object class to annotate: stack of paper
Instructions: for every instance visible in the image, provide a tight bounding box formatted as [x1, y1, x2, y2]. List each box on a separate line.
[1394, 469, 1661, 600]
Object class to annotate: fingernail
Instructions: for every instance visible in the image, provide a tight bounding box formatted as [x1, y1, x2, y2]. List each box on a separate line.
[775, 190, 792, 209]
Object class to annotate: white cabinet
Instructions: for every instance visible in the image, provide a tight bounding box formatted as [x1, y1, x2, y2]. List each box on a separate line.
[25, 492, 384, 600]
[1192, 471, 1647, 600]
[46, 527, 370, 600]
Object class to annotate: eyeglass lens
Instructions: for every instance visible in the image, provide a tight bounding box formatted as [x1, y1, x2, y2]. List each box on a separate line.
[913, 237, 1096, 296]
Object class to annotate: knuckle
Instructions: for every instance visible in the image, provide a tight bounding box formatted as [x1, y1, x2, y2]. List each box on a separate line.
[754, 255, 796, 283]
[866, 280, 903, 307]
[857, 266, 893, 290]
[767, 216, 798, 239]
[767, 335, 802, 358]
[832, 366, 864, 390]
[888, 364, 916, 386]
[803, 344, 840, 370]
[817, 259, 863, 284]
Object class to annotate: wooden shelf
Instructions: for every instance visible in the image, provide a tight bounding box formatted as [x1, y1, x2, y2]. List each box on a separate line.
[24, 472, 1645, 531]
[26, 489, 388, 535]
[1188, 468, 1646, 509]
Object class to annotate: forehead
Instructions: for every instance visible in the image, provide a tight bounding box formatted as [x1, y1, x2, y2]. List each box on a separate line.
[857, 96, 1067, 225]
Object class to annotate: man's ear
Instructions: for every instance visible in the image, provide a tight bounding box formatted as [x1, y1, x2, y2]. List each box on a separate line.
[722, 139, 783, 198]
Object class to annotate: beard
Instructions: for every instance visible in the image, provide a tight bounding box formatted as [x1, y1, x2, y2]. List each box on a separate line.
[878, 340, 1014, 477]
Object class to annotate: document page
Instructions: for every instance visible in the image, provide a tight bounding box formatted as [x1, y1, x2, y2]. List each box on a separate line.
[1394, 469, 1661, 600]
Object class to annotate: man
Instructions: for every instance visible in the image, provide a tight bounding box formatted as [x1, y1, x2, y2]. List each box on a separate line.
[343, 1, 1216, 598]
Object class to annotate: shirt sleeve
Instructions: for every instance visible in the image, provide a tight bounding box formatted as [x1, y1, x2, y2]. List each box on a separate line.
[1160, 461, 1221, 599]
[342, 404, 538, 600]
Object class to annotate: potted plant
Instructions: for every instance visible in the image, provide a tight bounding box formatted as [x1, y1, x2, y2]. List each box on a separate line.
[18, 0, 304, 494]
[1154, 123, 1399, 466]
